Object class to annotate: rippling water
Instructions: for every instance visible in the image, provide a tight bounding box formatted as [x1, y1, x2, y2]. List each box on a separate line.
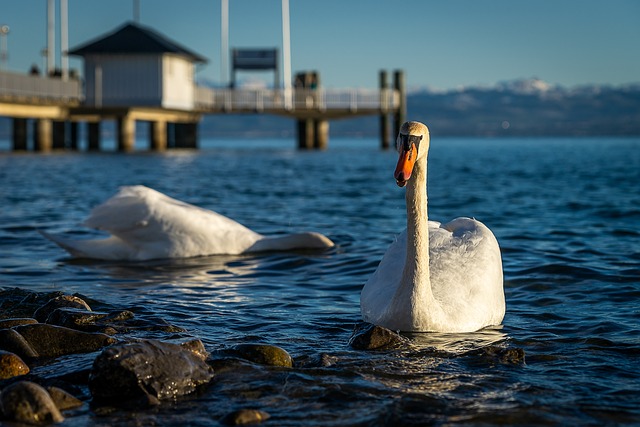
[1, 137, 639, 425]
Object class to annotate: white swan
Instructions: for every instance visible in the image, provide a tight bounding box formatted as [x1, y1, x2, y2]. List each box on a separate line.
[360, 121, 505, 333]
[42, 185, 334, 261]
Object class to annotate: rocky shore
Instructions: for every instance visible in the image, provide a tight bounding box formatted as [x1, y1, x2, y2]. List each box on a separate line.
[0, 287, 524, 425]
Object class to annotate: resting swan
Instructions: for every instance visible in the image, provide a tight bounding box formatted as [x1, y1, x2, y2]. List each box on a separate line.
[42, 185, 334, 261]
[360, 121, 505, 333]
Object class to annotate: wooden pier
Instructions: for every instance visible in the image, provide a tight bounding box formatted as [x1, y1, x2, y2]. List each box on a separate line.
[0, 22, 405, 152]
[1, 69, 405, 151]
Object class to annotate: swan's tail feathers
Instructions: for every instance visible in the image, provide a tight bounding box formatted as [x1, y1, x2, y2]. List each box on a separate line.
[39, 231, 133, 260]
[248, 232, 334, 253]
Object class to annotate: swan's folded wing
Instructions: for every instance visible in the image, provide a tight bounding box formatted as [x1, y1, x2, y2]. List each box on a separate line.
[84, 186, 156, 233]
[361, 229, 408, 323]
[83, 186, 262, 257]
[430, 217, 505, 325]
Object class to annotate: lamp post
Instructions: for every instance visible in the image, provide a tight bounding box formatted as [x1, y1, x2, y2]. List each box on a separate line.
[0, 25, 9, 70]
[221, 0, 228, 86]
[281, 0, 292, 110]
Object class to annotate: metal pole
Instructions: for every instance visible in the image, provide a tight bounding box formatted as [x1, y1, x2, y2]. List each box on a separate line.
[221, 0, 228, 85]
[0, 26, 9, 70]
[281, 0, 292, 110]
[134, 0, 140, 23]
[47, 0, 55, 75]
[61, 0, 68, 80]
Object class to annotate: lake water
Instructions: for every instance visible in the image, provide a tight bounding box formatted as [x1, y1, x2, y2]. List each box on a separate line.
[1, 137, 639, 425]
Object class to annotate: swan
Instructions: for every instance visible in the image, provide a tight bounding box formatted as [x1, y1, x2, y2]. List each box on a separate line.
[360, 121, 505, 333]
[42, 185, 334, 261]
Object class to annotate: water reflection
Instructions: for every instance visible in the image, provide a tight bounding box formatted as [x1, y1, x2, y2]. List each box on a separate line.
[405, 327, 507, 353]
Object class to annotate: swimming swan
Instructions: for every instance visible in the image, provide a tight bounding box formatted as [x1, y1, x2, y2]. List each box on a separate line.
[42, 185, 334, 261]
[360, 121, 505, 332]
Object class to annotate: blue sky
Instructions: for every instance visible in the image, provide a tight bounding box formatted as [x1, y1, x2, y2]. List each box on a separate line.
[2, 0, 639, 90]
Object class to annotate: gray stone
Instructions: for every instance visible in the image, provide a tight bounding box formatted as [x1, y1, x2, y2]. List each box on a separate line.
[0, 381, 64, 424]
[34, 295, 91, 323]
[0, 328, 39, 359]
[231, 344, 293, 368]
[46, 386, 83, 411]
[0, 350, 30, 379]
[89, 339, 215, 405]
[0, 318, 38, 329]
[13, 324, 115, 358]
[221, 408, 271, 425]
[348, 322, 406, 350]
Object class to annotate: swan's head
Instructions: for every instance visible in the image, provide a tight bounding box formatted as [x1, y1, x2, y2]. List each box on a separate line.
[394, 121, 430, 187]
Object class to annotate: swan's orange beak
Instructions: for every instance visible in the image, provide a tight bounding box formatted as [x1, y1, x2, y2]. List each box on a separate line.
[394, 143, 416, 187]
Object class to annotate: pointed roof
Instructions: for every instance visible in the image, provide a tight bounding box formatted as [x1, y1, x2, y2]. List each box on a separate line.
[69, 22, 207, 63]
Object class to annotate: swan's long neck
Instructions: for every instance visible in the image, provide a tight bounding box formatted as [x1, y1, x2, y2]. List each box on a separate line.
[394, 154, 437, 328]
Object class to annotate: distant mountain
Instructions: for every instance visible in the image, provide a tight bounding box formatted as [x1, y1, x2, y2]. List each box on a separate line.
[1, 78, 639, 140]
[199, 78, 640, 137]
[403, 78, 640, 137]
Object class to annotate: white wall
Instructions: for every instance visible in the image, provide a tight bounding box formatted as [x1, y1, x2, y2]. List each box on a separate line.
[162, 55, 195, 110]
[82, 54, 195, 110]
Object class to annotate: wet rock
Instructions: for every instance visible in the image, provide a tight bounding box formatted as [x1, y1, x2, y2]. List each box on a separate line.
[295, 352, 339, 368]
[221, 408, 271, 425]
[181, 339, 209, 360]
[0, 328, 39, 360]
[89, 339, 214, 405]
[0, 350, 30, 379]
[0, 318, 38, 329]
[481, 346, 526, 365]
[349, 322, 407, 350]
[34, 295, 91, 323]
[46, 386, 83, 411]
[45, 307, 111, 331]
[0, 288, 64, 319]
[13, 324, 116, 359]
[231, 344, 293, 368]
[0, 380, 64, 424]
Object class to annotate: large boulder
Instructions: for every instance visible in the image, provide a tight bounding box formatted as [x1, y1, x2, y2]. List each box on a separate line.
[89, 339, 214, 406]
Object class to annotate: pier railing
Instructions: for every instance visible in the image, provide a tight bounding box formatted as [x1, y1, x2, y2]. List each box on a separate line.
[194, 86, 399, 116]
[0, 70, 82, 103]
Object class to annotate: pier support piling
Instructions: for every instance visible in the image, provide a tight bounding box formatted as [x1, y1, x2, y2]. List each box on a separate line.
[34, 119, 53, 152]
[150, 120, 167, 151]
[88, 122, 101, 150]
[314, 119, 328, 150]
[297, 118, 314, 149]
[69, 122, 78, 150]
[393, 70, 406, 140]
[379, 70, 391, 150]
[12, 118, 28, 151]
[53, 121, 66, 149]
[175, 122, 198, 148]
[117, 115, 135, 152]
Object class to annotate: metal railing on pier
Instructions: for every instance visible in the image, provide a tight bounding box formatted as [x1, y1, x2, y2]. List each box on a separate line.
[0, 70, 82, 103]
[194, 86, 399, 116]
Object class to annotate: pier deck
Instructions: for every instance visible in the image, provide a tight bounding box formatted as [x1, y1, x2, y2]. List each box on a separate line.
[0, 70, 405, 151]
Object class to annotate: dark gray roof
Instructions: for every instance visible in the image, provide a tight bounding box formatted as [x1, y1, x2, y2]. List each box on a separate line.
[69, 22, 207, 63]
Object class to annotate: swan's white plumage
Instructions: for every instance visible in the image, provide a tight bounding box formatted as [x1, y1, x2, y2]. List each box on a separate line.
[43, 185, 333, 260]
[360, 121, 505, 333]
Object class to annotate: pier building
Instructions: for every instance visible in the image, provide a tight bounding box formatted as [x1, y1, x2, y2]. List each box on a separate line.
[0, 22, 404, 151]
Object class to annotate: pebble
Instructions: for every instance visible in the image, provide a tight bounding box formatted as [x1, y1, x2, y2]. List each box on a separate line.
[0, 318, 38, 329]
[0, 350, 30, 379]
[348, 322, 407, 350]
[231, 344, 293, 368]
[12, 323, 116, 358]
[33, 295, 92, 323]
[46, 386, 83, 411]
[221, 408, 271, 425]
[0, 381, 64, 424]
[0, 328, 39, 360]
[89, 339, 215, 405]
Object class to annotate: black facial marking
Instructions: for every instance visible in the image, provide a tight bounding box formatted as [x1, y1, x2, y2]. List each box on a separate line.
[399, 134, 423, 151]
